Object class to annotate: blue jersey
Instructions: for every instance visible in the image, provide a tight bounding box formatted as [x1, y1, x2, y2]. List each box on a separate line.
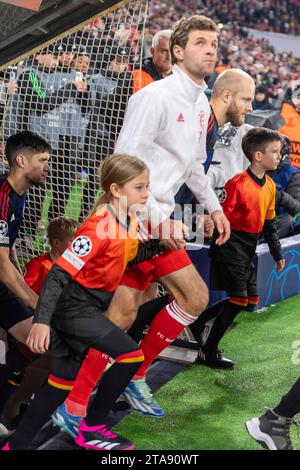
[0, 174, 27, 250]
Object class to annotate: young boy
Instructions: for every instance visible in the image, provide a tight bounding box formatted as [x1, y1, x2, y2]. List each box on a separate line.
[196, 127, 285, 368]
[24, 217, 79, 294]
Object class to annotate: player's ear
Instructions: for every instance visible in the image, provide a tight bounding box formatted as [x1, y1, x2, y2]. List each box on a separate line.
[173, 44, 184, 63]
[110, 182, 121, 199]
[253, 150, 262, 162]
[15, 153, 27, 169]
[222, 89, 232, 104]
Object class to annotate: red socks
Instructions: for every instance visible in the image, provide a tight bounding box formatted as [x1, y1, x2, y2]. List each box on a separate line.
[134, 300, 196, 379]
[65, 348, 109, 417]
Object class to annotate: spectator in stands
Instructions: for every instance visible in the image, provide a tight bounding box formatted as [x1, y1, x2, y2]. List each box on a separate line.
[6, 44, 90, 228]
[79, 44, 133, 220]
[71, 47, 92, 77]
[252, 85, 274, 110]
[56, 38, 78, 72]
[269, 135, 300, 239]
[0, 70, 18, 129]
[147, 0, 300, 36]
[73, 22, 110, 73]
[132, 29, 173, 93]
[279, 83, 300, 168]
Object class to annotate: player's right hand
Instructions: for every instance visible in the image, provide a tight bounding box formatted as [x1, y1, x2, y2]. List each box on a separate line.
[211, 210, 231, 245]
[26, 323, 50, 354]
[159, 219, 188, 251]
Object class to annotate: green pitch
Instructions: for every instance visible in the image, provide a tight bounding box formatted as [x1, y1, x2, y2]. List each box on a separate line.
[117, 296, 300, 450]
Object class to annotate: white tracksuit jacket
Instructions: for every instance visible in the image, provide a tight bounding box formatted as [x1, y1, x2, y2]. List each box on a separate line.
[115, 64, 221, 227]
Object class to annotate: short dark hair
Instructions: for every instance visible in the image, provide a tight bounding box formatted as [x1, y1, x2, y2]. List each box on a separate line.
[170, 15, 219, 64]
[5, 131, 51, 167]
[242, 127, 282, 162]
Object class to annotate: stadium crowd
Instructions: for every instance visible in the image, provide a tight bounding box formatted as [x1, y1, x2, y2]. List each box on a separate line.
[148, 0, 300, 35]
[146, 0, 300, 105]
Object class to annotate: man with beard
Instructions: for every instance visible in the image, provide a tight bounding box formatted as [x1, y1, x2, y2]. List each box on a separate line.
[175, 68, 255, 210]
[0, 131, 51, 393]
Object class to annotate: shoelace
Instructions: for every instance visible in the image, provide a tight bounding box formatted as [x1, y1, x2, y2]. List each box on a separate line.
[136, 379, 153, 402]
[94, 424, 117, 439]
[263, 407, 299, 445]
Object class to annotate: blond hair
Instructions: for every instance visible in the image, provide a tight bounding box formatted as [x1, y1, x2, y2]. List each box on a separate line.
[90, 153, 148, 215]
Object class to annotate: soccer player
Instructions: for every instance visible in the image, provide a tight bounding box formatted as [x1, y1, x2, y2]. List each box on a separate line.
[197, 127, 285, 368]
[130, 68, 256, 351]
[2, 153, 154, 451]
[50, 15, 231, 430]
[0, 131, 51, 391]
[246, 377, 300, 450]
[103, 15, 230, 417]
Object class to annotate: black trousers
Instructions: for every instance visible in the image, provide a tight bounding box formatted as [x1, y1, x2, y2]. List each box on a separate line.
[8, 320, 142, 449]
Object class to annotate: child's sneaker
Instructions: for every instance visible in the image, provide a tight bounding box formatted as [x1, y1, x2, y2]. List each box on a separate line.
[75, 419, 134, 450]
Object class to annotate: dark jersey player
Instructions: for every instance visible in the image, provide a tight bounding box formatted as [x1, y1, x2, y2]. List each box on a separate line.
[0, 131, 51, 390]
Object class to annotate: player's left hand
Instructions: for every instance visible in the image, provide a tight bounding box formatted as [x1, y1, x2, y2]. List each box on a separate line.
[26, 323, 50, 354]
[211, 210, 230, 245]
[276, 258, 285, 273]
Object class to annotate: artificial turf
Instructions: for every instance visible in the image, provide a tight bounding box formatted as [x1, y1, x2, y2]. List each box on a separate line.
[117, 296, 300, 450]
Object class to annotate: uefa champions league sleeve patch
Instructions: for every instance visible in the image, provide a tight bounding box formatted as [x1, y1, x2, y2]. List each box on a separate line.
[71, 236, 92, 257]
[218, 188, 227, 203]
[0, 220, 8, 237]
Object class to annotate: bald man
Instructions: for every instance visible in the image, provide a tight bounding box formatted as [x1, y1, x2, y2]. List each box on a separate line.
[210, 69, 255, 127]
[175, 68, 255, 219]
[206, 69, 255, 202]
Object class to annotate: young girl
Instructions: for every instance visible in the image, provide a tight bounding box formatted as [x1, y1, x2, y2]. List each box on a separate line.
[2, 153, 150, 451]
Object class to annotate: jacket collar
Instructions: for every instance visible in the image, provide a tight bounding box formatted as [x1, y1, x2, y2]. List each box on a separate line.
[172, 64, 207, 103]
